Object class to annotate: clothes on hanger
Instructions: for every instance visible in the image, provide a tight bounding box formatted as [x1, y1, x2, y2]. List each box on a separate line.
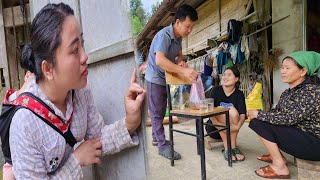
[227, 19, 243, 45]
[241, 35, 250, 60]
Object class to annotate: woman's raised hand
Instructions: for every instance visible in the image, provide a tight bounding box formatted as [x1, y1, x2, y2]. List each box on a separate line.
[124, 68, 146, 134]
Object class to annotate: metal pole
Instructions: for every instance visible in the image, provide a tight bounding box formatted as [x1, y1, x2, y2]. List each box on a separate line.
[246, 15, 290, 37]
[199, 118, 206, 180]
[225, 111, 232, 167]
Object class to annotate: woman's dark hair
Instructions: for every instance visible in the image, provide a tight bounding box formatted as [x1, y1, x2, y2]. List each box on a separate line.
[174, 4, 198, 23]
[224, 66, 241, 89]
[21, 3, 74, 81]
[283, 56, 320, 84]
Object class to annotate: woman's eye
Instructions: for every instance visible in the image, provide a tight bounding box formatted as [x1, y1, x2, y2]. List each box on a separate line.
[72, 48, 78, 54]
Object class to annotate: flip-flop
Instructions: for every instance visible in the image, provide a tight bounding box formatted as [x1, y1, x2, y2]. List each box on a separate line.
[222, 149, 237, 163]
[255, 165, 290, 179]
[232, 148, 245, 161]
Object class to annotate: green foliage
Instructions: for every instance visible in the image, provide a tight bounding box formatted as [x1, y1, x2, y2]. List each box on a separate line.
[130, 0, 146, 36]
[151, 1, 160, 15]
[130, 0, 162, 36]
[131, 16, 144, 36]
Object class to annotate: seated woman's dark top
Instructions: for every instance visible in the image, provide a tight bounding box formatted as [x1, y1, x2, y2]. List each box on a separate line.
[210, 85, 246, 115]
[257, 79, 320, 138]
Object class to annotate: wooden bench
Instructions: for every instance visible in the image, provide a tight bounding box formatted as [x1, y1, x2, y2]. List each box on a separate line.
[204, 136, 223, 150]
[295, 158, 320, 180]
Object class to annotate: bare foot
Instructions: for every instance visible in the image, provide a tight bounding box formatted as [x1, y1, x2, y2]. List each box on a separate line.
[235, 153, 245, 161]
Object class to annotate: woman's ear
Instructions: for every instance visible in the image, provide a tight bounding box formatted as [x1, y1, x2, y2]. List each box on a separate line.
[41, 60, 53, 80]
[301, 68, 307, 77]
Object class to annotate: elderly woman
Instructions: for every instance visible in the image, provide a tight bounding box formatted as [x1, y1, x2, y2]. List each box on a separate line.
[247, 51, 320, 179]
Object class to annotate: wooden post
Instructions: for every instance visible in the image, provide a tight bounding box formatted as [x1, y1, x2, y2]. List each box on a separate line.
[218, 0, 221, 36]
[0, 2, 10, 94]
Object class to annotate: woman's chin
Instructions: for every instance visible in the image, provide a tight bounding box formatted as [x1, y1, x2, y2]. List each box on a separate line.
[75, 79, 87, 89]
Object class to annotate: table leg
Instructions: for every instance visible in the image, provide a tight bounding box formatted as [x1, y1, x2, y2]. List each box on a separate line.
[196, 120, 200, 155]
[169, 115, 174, 166]
[225, 112, 232, 167]
[199, 118, 206, 180]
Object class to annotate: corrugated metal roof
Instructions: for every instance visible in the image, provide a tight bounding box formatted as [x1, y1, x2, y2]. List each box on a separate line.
[136, 0, 206, 48]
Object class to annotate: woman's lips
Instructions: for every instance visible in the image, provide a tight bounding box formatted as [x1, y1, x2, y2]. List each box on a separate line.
[82, 68, 88, 76]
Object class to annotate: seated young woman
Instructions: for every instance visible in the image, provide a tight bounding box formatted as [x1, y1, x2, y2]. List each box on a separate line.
[208, 66, 247, 162]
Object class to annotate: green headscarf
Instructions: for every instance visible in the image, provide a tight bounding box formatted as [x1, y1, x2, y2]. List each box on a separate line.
[288, 51, 320, 78]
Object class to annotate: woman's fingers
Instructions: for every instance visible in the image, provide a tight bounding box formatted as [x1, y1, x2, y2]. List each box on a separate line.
[130, 68, 136, 84]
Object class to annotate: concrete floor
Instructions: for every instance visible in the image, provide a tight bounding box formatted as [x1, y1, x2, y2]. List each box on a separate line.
[145, 118, 298, 180]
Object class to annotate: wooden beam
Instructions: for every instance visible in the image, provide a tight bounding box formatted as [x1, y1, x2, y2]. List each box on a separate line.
[218, 0, 221, 36]
[3, 0, 29, 8]
[151, 26, 164, 31]
[3, 4, 31, 27]
[144, 38, 152, 43]
[168, 6, 176, 13]
[244, 0, 253, 16]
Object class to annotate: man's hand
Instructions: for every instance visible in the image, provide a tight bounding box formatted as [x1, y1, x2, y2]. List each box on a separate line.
[182, 68, 198, 83]
[178, 61, 188, 68]
[125, 68, 146, 134]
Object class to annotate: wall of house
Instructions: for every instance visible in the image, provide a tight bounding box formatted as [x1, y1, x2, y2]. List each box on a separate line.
[30, 0, 146, 179]
[87, 53, 146, 180]
[272, 0, 304, 105]
[182, 0, 248, 54]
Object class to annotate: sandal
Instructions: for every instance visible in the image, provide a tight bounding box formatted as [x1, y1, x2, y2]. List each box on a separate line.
[255, 165, 290, 179]
[232, 148, 245, 161]
[222, 149, 237, 163]
[258, 154, 272, 163]
[257, 154, 287, 165]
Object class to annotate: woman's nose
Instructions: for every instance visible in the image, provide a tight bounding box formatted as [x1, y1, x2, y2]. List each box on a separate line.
[81, 50, 88, 64]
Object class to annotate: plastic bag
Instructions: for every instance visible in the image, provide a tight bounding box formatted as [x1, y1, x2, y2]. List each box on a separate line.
[245, 82, 263, 122]
[170, 85, 191, 110]
[189, 76, 205, 110]
[245, 82, 264, 110]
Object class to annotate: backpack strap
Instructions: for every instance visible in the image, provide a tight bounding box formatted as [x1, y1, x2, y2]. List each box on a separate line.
[3, 90, 77, 147]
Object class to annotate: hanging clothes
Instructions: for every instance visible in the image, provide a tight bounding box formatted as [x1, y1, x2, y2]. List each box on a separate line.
[216, 51, 229, 74]
[249, 34, 258, 52]
[237, 43, 245, 64]
[241, 35, 250, 60]
[203, 55, 213, 76]
[229, 44, 238, 64]
[227, 19, 243, 45]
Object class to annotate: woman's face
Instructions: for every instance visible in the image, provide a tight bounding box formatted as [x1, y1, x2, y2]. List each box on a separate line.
[281, 58, 306, 87]
[222, 69, 239, 88]
[53, 15, 88, 90]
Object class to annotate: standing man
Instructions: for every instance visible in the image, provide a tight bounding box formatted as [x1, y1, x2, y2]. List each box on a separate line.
[145, 4, 198, 160]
